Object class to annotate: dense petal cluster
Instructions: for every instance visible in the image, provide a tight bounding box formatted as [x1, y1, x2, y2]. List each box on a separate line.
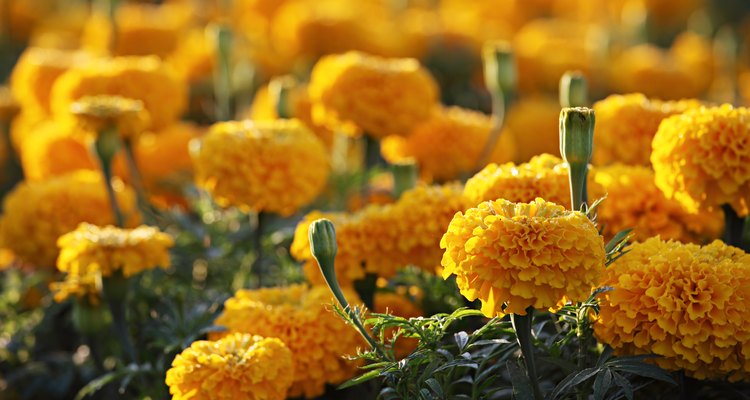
[464, 154, 601, 210]
[308, 51, 439, 138]
[191, 119, 329, 216]
[212, 285, 363, 398]
[593, 93, 701, 166]
[380, 106, 515, 182]
[166, 333, 293, 400]
[594, 238, 750, 381]
[440, 198, 605, 316]
[594, 165, 723, 243]
[0, 171, 139, 268]
[291, 184, 472, 286]
[651, 105, 750, 216]
[50, 55, 187, 129]
[56, 223, 173, 278]
[19, 119, 95, 180]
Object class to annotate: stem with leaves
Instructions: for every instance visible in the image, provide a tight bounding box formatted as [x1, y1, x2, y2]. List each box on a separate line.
[511, 309, 543, 400]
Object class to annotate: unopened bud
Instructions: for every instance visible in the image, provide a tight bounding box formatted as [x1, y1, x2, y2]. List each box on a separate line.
[482, 41, 515, 100]
[559, 107, 595, 166]
[559, 71, 589, 108]
[308, 219, 338, 282]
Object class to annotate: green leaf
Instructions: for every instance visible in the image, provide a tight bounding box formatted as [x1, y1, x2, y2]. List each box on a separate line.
[605, 228, 633, 253]
[611, 372, 634, 400]
[454, 331, 469, 351]
[592, 369, 613, 400]
[74, 371, 125, 400]
[338, 369, 382, 389]
[506, 359, 535, 400]
[425, 378, 444, 397]
[609, 362, 676, 385]
[549, 367, 600, 400]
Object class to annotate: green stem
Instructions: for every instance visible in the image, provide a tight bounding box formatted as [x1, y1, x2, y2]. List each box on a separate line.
[723, 204, 745, 249]
[353, 272, 377, 310]
[576, 305, 590, 400]
[122, 139, 152, 219]
[213, 25, 233, 122]
[330, 278, 387, 359]
[510, 309, 543, 400]
[568, 163, 588, 211]
[252, 212, 266, 287]
[475, 91, 506, 173]
[103, 272, 137, 365]
[100, 162, 125, 228]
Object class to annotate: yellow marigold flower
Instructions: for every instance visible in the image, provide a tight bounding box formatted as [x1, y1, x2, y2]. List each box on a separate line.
[81, 2, 191, 57]
[610, 32, 713, 100]
[10, 47, 90, 116]
[70, 95, 148, 140]
[0, 171, 139, 268]
[291, 184, 471, 286]
[19, 118, 97, 180]
[594, 238, 750, 381]
[652, 105, 750, 216]
[502, 96, 561, 163]
[308, 51, 439, 138]
[212, 285, 363, 398]
[10, 111, 47, 151]
[380, 106, 516, 182]
[165, 29, 215, 83]
[593, 94, 701, 166]
[50, 55, 187, 129]
[166, 333, 293, 400]
[594, 164, 723, 243]
[465, 154, 602, 210]
[191, 119, 329, 216]
[49, 265, 102, 305]
[441, 198, 605, 317]
[248, 84, 333, 148]
[56, 223, 173, 278]
[374, 292, 422, 358]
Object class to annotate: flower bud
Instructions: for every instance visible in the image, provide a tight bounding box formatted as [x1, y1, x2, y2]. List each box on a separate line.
[559, 107, 595, 166]
[482, 41, 515, 100]
[308, 218, 338, 281]
[559, 71, 588, 108]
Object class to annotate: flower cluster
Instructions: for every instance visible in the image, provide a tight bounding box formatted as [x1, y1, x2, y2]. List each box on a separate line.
[166, 333, 294, 400]
[191, 119, 329, 216]
[0, 171, 138, 268]
[212, 284, 363, 398]
[501, 96, 562, 163]
[464, 154, 601, 210]
[380, 106, 515, 182]
[441, 198, 605, 316]
[291, 183, 472, 286]
[592, 93, 701, 166]
[652, 105, 750, 216]
[594, 164, 723, 243]
[594, 238, 750, 381]
[308, 51, 439, 138]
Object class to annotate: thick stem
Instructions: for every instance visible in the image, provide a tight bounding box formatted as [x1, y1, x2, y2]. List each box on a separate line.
[723, 204, 745, 249]
[568, 163, 588, 211]
[510, 309, 543, 400]
[576, 306, 590, 400]
[252, 212, 266, 287]
[122, 139, 151, 215]
[100, 162, 125, 228]
[103, 273, 137, 365]
[363, 134, 381, 171]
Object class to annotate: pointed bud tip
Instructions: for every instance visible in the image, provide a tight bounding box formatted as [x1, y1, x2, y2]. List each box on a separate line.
[559, 107, 595, 165]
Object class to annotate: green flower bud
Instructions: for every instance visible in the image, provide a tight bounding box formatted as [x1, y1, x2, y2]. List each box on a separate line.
[391, 160, 418, 199]
[559, 71, 589, 108]
[308, 218, 339, 284]
[270, 75, 297, 120]
[482, 41, 515, 101]
[559, 107, 595, 166]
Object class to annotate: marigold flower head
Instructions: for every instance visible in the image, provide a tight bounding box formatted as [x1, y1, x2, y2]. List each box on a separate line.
[441, 198, 605, 317]
[70, 95, 148, 140]
[10, 47, 90, 116]
[166, 333, 293, 400]
[652, 105, 750, 216]
[594, 238, 750, 381]
[465, 154, 602, 210]
[19, 118, 96, 180]
[593, 93, 701, 166]
[0, 171, 139, 268]
[191, 119, 329, 216]
[502, 96, 561, 162]
[50, 55, 187, 129]
[381, 106, 516, 182]
[610, 32, 713, 100]
[213, 284, 363, 398]
[165, 29, 215, 83]
[308, 51, 439, 138]
[292, 184, 471, 286]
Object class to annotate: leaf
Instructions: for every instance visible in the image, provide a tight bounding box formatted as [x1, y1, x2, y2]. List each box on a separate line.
[425, 378, 444, 398]
[506, 359, 535, 400]
[74, 371, 124, 400]
[454, 331, 469, 351]
[592, 369, 613, 400]
[611, 372, 634, 400]
[609, 362, 676, 385]
[549, 367, 600, 400]
[338, 369, 382, 389]
[605, 228, 633, 253]
[595, 346, 615, 367]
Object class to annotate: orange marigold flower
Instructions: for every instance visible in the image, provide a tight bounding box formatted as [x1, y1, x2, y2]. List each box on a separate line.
[166, 333, 293, 400]
[381, 106, 516, 182]
[165, 29, 215, 83]
[308, 51, 439, 138]
[594, 164, 723, 243]
[212, 285, 363, 399]
[440, 198, 605, 317]
[652, 105, 750, 216]
[594, 238, 750, 381]
[502, 96, 561, 163]
[464, 154, 602, 210]
[0, 171, 139, 268]
[50, 55, 187, 129]
[593, 93, 701, 166]
[19, 118, 96, 180]
[191, 119, 329, 216]
[70, 95, 148, 140]
[291, 184, 471, 286]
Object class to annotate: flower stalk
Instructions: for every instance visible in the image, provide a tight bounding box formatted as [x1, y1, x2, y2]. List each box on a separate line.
[92, 126, 125, 227]
[211, 24, 233, 122]
[476, 42, 515, 172]
[510, 308, 543, 400]
[391, 160, 418, 199]
[559, 71, 589, 108]
[559, 107, 595, 211]
[270, 75, 297, 120]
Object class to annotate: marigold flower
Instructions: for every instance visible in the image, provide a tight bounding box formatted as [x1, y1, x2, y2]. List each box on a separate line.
[19, 119, 96, 180]
[166, 333, 294, 400]
[192, 119, 329, 216]
[610, 32, 713, 100]
[70, 95, 147, 140]
[502, 96, 561, 162]
[441, 198, 605, 317]
[308, 51, 439, 138]
[594, 238, 750, 381]
[594, 164, 723, 243]
[381, 106, 516, 182]
[0, 171, 139, 268]
[165, 29, 215, 83]
[292, 184, 471, 286]
[50, 55, 187, 129]
[465, 154, 602, 210]
[593, 94, 701, 166]
[652, 105, 750, 216]
[10, 47, 90, 116]
[213, 284, 363, 398]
